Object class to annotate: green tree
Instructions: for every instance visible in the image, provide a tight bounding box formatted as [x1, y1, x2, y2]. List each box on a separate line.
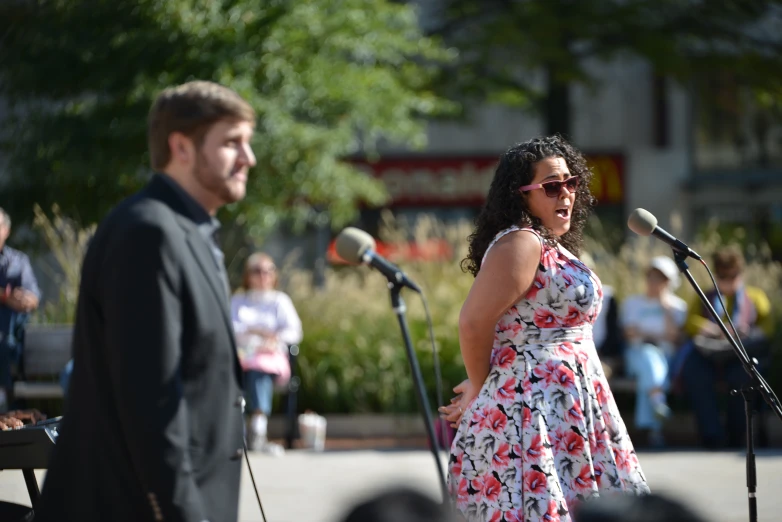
[429, 0, 782, 137]
[0, 0, 455, 233]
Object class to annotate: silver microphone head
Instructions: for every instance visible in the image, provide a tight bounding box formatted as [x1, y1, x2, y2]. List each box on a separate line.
[628, 208, 658, 237]
[335, 227, 376, 264]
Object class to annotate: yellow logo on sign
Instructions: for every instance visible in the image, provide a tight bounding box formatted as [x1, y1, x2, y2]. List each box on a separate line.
[587, 156, 623, 204]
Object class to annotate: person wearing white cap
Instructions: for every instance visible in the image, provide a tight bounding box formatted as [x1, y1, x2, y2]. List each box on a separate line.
[620, 255, 687, 447]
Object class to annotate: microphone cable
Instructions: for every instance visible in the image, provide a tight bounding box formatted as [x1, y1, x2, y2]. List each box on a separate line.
[420, 290, 456, 512]
[243, 436, 269, 522]
[420, 293, 447, 440]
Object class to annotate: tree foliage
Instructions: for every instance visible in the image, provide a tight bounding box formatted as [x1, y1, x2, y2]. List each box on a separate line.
[0, 0, 456, 233]
[429, 0, 782, 135]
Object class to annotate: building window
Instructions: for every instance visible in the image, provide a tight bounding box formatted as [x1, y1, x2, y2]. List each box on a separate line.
[693, 73, 782, 171]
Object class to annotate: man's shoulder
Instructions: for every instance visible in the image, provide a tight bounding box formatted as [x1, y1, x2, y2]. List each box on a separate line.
[1, 245, 31, 263]
[87, 190, 186, 263]
[99, 190, 181, 237]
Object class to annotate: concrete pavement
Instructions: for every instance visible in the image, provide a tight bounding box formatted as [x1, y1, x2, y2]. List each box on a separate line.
[0, 448, 780, 521]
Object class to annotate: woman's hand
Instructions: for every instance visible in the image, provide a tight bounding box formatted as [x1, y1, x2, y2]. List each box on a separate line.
[438, 379, 480, 429]
[249, 326, 276, 338]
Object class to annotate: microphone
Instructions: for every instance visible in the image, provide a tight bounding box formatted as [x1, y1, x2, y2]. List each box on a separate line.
[627, 208, 702, 261]
[335, 227, 422, 293]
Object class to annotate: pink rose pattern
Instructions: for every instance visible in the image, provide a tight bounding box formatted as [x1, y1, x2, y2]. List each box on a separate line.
[449, 227, 649, 521]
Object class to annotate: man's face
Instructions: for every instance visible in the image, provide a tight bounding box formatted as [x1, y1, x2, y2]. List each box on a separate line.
[192, 119, 256, 206]
[0, 222, 9, 250]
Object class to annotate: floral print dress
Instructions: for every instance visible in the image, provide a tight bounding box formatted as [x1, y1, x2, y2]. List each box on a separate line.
[448, 227, 650, 522]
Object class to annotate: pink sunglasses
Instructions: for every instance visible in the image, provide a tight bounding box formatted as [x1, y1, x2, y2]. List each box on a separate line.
[520, 177, 579, 197]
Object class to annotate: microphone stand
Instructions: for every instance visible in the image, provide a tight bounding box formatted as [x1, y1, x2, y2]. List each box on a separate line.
[387, 280, 450, 505]
[672, 249, 782, 522]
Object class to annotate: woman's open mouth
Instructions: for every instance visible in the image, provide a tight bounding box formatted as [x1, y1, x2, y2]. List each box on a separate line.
[556, 208, 570, 219]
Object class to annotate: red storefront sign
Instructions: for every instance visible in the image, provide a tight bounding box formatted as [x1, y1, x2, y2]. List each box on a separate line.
[351, 154, 624, 206]
[327, 238, 453, 264]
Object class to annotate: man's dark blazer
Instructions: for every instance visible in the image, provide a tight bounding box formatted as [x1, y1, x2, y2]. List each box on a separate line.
[35, 175, 246, 522]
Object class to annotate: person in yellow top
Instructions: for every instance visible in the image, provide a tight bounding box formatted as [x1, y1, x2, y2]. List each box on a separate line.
[677, 246, 774, 449]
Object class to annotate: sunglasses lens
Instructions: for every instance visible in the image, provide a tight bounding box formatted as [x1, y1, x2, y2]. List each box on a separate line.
[543, 182, 562, 197]
[543, 177, 579, 197]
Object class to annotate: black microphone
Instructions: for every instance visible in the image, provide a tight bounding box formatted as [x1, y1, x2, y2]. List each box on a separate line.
[335, 227, 422, 293]
[627, 208, 702, 261]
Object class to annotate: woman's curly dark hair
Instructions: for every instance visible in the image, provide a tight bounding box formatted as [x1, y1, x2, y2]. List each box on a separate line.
[461, 135, 595, 277]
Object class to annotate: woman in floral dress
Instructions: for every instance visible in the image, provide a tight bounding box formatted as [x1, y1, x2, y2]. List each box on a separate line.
[439, 136, 649, 522]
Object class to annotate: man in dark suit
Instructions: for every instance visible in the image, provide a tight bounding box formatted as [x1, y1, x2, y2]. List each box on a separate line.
[35, 81, 257, 522]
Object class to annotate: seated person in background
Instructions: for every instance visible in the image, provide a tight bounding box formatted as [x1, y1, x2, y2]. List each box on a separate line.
[679, 246, 773, 449]
[231, 252, 302, 455]
[620, 256, 687, 447]
[0, 208, 40, 412]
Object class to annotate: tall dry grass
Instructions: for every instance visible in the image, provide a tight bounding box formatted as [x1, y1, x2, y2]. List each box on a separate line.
[285, 214, 782, 414]
[31, 204, 96, 324]
[28, 205, 782, 414]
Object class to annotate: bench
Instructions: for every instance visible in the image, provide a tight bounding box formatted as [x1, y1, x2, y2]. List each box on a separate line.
[11, 324, 302, 448]
[601, 356, 637, 394]
[13, 324, 72, 401]
[608, 376, 637, 393]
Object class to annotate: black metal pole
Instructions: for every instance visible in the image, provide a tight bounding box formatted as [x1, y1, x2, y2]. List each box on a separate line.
[388, 283, 450, 504]
[733, 386, 758, 522]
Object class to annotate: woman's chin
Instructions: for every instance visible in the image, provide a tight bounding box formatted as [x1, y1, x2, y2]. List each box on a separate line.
[551, 222, 571, 237]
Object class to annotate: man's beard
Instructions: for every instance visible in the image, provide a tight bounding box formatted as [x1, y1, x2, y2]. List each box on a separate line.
[193, 152, 242, 205]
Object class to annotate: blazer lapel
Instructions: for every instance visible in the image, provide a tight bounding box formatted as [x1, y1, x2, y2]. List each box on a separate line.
[144, 175, 244, 382]
[182, 221, 244, 382]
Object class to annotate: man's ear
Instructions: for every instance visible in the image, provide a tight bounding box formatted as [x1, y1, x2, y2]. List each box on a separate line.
[168, 132, 194, 164]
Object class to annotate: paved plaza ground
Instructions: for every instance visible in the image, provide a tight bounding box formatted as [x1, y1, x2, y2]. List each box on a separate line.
[1, 446, 780, 522]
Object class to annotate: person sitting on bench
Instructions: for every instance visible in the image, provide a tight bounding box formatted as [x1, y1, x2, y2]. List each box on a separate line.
[231, 252, 302, 455]
[620, 256, 687, 448]
[0, 208, 40, 412]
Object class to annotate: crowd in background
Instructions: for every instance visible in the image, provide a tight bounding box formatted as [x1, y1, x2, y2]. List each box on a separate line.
[0, 199, 775, 455]
[592, 246, 773, 449]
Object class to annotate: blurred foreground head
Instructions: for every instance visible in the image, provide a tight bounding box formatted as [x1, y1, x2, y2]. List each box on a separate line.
[340, 487, 458, 522]
[574, 492, 706, 522]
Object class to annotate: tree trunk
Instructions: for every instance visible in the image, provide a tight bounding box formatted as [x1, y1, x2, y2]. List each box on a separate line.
[544, 66, 571, 138]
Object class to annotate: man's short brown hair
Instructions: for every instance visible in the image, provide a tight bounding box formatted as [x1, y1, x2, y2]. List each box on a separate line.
[147, 81, 255, 171]
[713, 245, 745, 276]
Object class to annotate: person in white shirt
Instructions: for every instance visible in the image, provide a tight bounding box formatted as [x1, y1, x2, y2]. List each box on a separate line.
[620, 256, 687, 447]
[231, 253, 302, 454]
